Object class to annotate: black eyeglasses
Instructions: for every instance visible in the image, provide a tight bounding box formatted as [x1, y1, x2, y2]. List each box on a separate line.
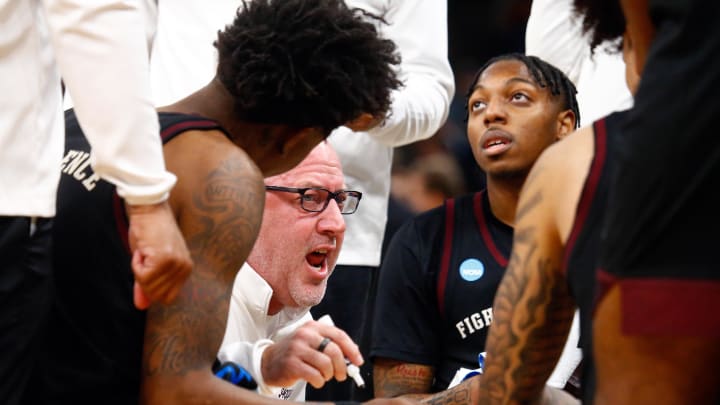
[265, 186, 362, 215]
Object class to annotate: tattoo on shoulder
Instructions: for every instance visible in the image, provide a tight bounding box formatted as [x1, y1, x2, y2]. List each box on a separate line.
[187, 157, 264, 275]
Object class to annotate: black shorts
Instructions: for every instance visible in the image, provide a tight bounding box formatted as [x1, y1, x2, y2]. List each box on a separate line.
[0, 216, 53, 404]
[598, 0, 720, 337]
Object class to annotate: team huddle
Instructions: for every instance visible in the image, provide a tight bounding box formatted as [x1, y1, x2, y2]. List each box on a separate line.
[2, 0, 718, 404]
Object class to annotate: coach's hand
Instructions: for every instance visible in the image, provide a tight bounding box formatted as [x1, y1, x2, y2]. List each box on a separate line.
[127, 201, 193, 309]
[261, 319, 363, 389]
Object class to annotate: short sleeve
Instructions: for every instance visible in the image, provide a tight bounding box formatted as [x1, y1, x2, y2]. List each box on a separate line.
[371, 213, 443, 365]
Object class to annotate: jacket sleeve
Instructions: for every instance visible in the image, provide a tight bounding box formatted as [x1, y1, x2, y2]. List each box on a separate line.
[352, 0, 455, 147]
[44, 0, 175, 205]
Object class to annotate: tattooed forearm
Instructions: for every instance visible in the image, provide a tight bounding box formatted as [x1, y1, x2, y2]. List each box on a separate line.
[479, 250, 574, 404]
[374, 360, 434, 397]
[510, 257, 574, 393]
[421, 375, 476, 405]
[478, 185, 576, 404]
[143, 154, 265, 378]
[143, 275, 232, 376]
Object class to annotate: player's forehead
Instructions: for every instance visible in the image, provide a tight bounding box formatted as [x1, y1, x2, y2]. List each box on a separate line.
[474, 59, 537, 90]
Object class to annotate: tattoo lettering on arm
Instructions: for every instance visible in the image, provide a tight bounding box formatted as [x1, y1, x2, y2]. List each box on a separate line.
[143, 156, 264, 378]
[374, 359, 434, 398]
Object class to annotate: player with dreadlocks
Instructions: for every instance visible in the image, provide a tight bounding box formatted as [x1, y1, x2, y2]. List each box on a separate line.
[371, 53, 579, 399]
[23, 1, 405, 404]
[466, 54, 580, 124]
[418, 3, 642, 404]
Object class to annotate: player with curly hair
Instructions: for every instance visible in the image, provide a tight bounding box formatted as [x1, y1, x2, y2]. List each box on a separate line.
[24, 1, 402, 403]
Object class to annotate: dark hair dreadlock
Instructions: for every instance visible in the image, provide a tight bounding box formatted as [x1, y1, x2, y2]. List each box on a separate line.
[573, 0, 626, 53]
[465, 53, 581, 128]
[214, 0, 402, 135]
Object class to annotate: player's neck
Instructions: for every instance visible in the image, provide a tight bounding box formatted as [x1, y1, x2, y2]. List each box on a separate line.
[160, 78, 233, 125]
[485, 176, 525, 227]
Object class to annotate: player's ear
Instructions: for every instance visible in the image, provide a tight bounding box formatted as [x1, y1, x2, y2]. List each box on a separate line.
[555, 109, 576, 141]
[277, 127, 320, 157]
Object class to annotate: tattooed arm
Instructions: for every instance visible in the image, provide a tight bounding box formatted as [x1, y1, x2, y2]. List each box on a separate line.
[476, 166, 576, 404]
[139, 132, 283, 404]
[422, 131, 595, 405]
[374, 358, 434, 399]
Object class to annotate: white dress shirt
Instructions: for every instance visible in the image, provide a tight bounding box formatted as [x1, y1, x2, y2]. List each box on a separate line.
[219, 263, 312, 401]
[0, 0, 175, 217]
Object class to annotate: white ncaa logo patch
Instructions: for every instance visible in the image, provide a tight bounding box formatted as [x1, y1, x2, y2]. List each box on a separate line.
[459, 258, 484, 282]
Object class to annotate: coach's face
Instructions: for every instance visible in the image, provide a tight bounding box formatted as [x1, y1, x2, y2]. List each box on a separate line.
[248, 142, 346, 314]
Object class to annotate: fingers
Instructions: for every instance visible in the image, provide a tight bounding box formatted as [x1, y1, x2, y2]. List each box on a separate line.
[306, 321, 362, 382]
[315, 323, 363, 366]
[286, 336, 348, 384]
[260, 321, 362, 388]
[304, 346, 338, 383]
[295, 360, 326, 389]
[133, 249, 188, 304]
[127, 201, 193, 308]
[133, 281, 151, 310]
[315, 338, 349, 382]
[317, 337, 332, 353]
[261, 335, 334, 388]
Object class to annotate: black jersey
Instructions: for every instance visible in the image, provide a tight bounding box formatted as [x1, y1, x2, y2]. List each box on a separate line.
[371, 191, 512, 391]
[30, 111, 229, 404]
[599, 0, 720, 338]
[563, 111, 625, 404]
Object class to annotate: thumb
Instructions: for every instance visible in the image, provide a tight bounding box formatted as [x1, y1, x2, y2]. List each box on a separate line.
[132, 250, 151, 309]
[134, 281, 151, 310]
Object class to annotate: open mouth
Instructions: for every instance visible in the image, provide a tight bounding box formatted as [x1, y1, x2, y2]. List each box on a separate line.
[483, 137, 512, 155]
[481, 129, 513, 156]
[484, 138, 508, 149]
[306, 249, 328, 269]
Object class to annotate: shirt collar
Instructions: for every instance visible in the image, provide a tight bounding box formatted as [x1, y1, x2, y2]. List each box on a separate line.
[235, 263, 310, 320]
